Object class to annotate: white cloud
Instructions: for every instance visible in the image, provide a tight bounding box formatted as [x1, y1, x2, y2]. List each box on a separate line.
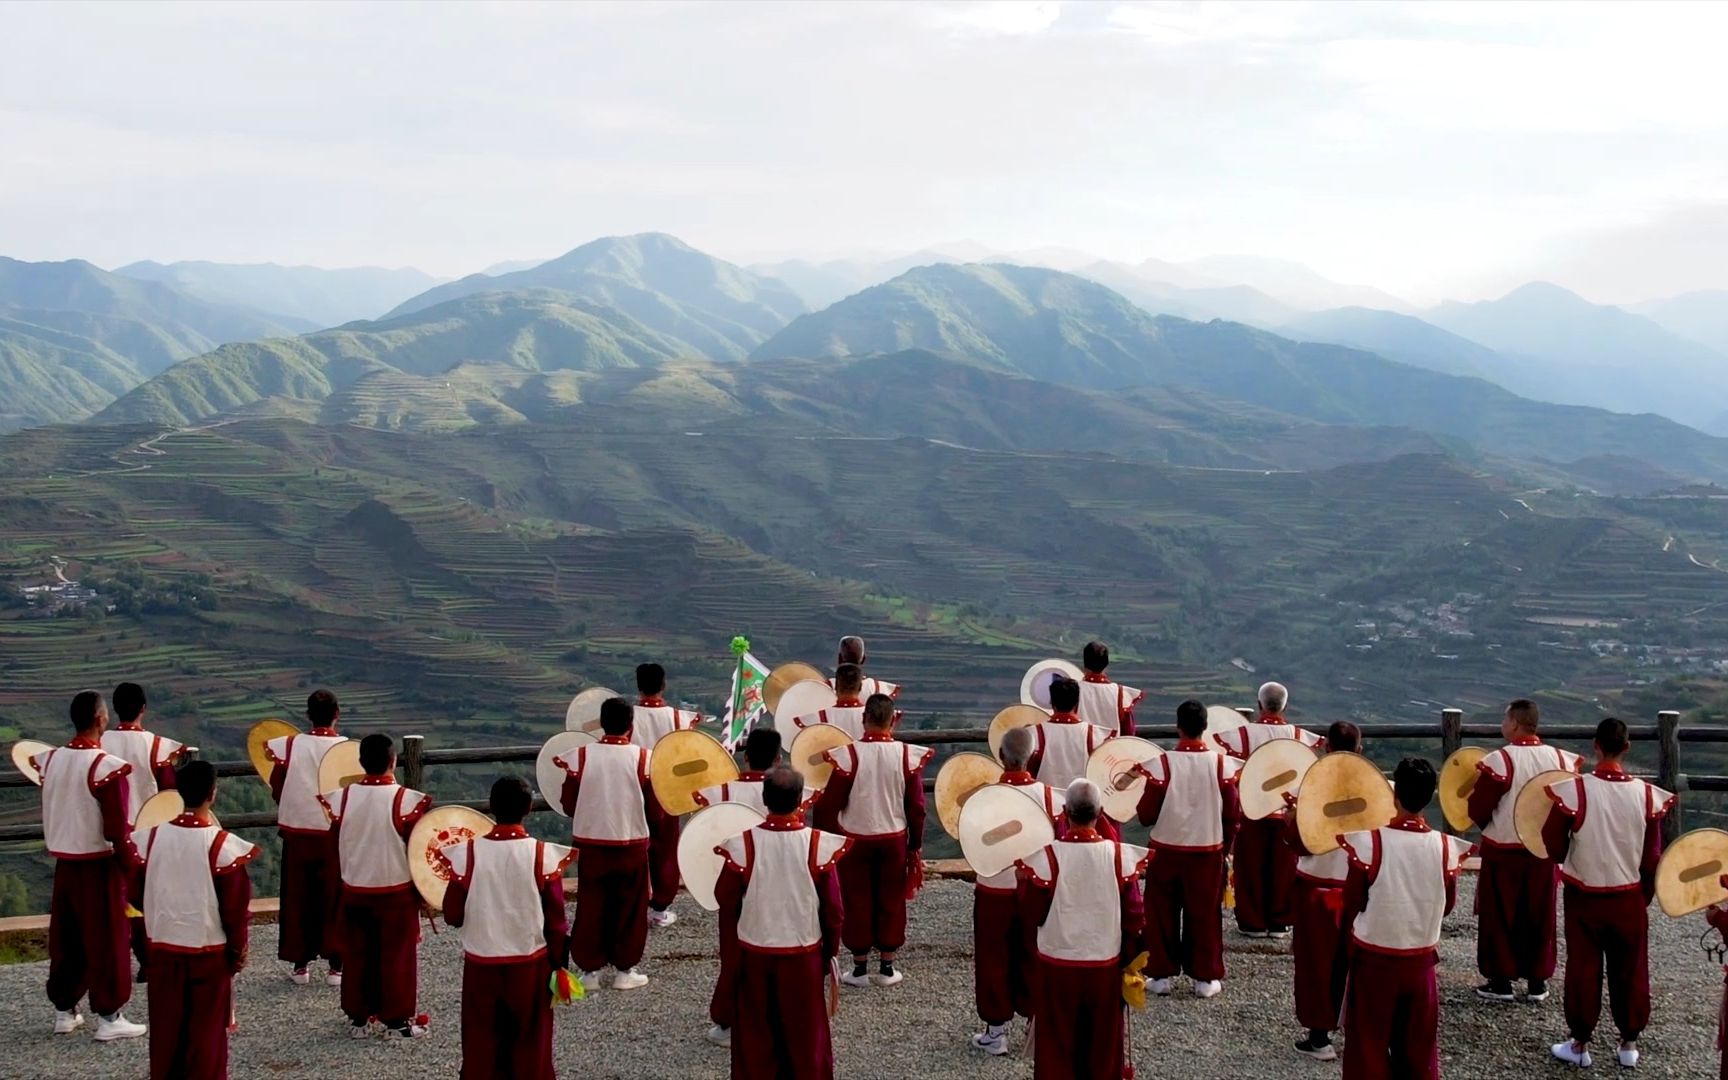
[924, 1, 1065, 37]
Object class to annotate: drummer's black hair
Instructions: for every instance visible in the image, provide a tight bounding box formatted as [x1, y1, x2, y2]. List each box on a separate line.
[1595, 717, 1629, 757]
[1048, 676, 1080, 714]
[1393, 757, 1437, 813]
[360, 733, 394, 775]
[69, 689, 107, 732]
[112, 682, 147, 724]
[763, 766, 803, 815]
[178, 761, 217, 808]
[1083, 641, 1109, 673]
[307, 689, 340, 727]
[491, 776, 532, 823]
[863, 693, 896, 730]
[744, 727, 782, 770]
[1176, 699, 1207, 737]
[636, 663, 666, 696]
[600, 697, 634, 737]
[1327, 721, 1361, 754]
[833, 663, 864, 695]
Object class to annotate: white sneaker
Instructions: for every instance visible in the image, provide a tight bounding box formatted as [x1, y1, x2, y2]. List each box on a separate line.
[647, 908, 678, 929]
[706, 1024, 731, 1047]
[386, 1022, 430, 1039]
[579, 970, 603, 993]
[349, 1020, 376, 1039]
[612, 968, 649, 991]
[971, 1027, 1009, 1056]
[840, 969, 873, 988]
[326, 969, 343, 987]
[1194, 979, 1223, 999]
[52, 1010, 84, 1035]
[93, 1013, 147, 1042]
[289, 967, 311, 985]
[873, 967, 904, 987]
[1551, 1040, 1593, 1068]
[1149, 977, 1173, 997]
[1617, 1044, 1639, 1069]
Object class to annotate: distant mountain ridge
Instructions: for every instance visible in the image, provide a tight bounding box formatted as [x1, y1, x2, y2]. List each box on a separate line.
[116, 260, 441, 328]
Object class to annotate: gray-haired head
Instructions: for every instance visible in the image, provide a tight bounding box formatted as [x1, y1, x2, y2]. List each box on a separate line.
[1000, 727, 1035, 771]
[1064, 778, 1103, 826]
[1258, 681, 1289, 715]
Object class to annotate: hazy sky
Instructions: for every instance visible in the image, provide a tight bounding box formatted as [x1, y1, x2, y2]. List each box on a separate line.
[4, 0, 1726, 303]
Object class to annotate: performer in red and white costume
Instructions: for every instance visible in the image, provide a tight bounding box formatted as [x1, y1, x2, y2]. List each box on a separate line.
[814, 693, 933, 988]
[716, 767, 851, 1080]
[835, 635, 900, 700]
[1017, 779, 1148, 1080]
[319, 733, 433, 1038]
[131, 761, 255, 1079]
[1541, 717, 1674, 1070]
[442, 777, 573, 1080]
[1076, 641, 1143, 736]
[1336, 757, 1470, 1080]
[1706, 894, 1728, 1080]
[631, 663, 703, 929]
[1135, 699, 1241, 1000]
[34, 690, 145, 1041]
[793, 663, 868, 741]
[101, 681, 183, 982]
[1027, 676, 1112, 791]
[1216, 681, 1322, 937]
[558, 695, 664, 990]
[1467, 698, 1581, 1004]
[1281, 720, 1362, 1062]
[265, 689, 348, 985]
[970, 726, 1066, 1057]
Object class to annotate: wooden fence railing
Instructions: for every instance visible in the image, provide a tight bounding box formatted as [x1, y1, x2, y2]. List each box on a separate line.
[4, 708, 1725, 843]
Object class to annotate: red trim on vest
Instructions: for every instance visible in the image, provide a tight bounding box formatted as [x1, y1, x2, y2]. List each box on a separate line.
[1001, 771, 1036, 785]
[762, 814, 802, 831]
[1082, 672, 1110, 683]
[487, 825, 528, 840]
[357, 775, 392, 786]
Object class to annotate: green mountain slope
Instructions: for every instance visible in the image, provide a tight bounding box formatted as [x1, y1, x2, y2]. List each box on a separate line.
[753, 263, 1728, 484]
[116, 260, 441, 329]
[386, 233, 805, 359]
[96, 290, 687, 426]
[1279, 306, 1502, 380]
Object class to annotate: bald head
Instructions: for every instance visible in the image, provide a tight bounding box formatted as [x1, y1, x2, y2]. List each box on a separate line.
[1258, 682, 1289, 716]
[837, 636, 867, 666]
[1000, 726, 1034, 771]
[1065, 779, 1103, 827]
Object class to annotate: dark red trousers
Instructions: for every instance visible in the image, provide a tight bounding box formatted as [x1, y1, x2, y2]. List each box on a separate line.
[47, 856, 131, 1015]
[1563, 885, 1650, 1044]
[1233, 816, 1295, 932]
[730, 947, 833, 1080]
[1033, 961, 1124, 1080]
[460, 956, 554, 1080]
[973, 886, 1034, 1024]
[339, 886, 420, 1025]
[1144, 847, 1225, 982]
[147, 948, 231, 1080]
[839, 833, 908, 955]
[648, 814, 681, 911]
[277, 831, 342, 968]
[569, 842, 649, 973]
[1342, 949, 1440, 1080]
[1292, 877, 1345, 1033]
[1477, 844, 1558, 982]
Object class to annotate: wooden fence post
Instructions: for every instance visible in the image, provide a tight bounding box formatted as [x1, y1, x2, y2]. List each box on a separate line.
[402, 735, 425, 792]
[1657, 710, 1682, 843]
[1440, 708, 1463, 761]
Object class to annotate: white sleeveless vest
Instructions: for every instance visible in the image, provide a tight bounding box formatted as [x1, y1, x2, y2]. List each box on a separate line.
[1022, 839, 1150, 965]
[1551, 773, 1675, 891]
[1478, 741, 1581, 848]
[1034, 719, 1107, 789]
[101, 727, 183, 823]
[1215, 719, 1322, 761]
[1076, 678, 1141, 733]
[630, 703, 701, 749]
[1339, 827, 1470, 954]
[1146, 747, 1236, 852]
[978, 779, 1065, 891]
[443, 837, 573, 961]
[827, 739, 934, 838]
[266, 732, 347, 834]
[794, 706, 866, 741]
[325, 781, 430, 890]
[38, 744, 131, 858]
[136, 820, 256, 950]
[561, 740, 652, 844]
[719, 825, 850, 951]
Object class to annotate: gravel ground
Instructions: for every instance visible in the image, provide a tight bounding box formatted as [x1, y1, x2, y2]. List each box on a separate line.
[0, 878, 1722, 1078]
